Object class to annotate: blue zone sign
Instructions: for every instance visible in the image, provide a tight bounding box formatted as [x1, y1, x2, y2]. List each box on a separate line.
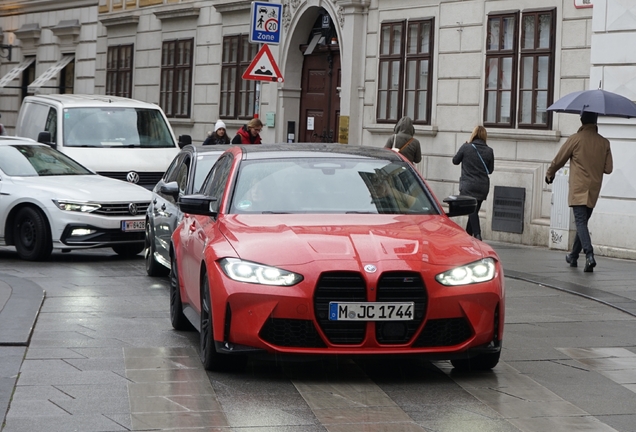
[249, 2, 282, 45]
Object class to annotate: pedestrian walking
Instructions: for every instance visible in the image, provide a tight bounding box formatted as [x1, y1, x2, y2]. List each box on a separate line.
[231, 118, 263, 144]
[452, 125, 494, 241]
[203, 120, 231, 145]
[384, 116, 422, 163]
[545, 111, 613, 272]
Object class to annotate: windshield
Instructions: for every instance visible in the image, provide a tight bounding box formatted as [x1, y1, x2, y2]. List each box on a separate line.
[230, 158, 438, 215]
[62, 107, 175, 148]
[0, 145, 93, 176]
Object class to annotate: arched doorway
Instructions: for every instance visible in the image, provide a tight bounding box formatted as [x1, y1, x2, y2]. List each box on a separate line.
[298, 10, 341, 143]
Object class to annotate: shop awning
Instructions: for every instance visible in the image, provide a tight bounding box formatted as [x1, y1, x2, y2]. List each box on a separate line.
[0, 58, 35, 88]
[27, 55, 74, 92]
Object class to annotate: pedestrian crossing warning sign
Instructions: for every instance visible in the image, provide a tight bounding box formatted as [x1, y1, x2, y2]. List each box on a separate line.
[242, 44, 284, 83]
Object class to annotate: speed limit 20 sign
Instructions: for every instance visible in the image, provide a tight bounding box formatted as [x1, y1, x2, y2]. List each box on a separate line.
[249, 2, 283, 45]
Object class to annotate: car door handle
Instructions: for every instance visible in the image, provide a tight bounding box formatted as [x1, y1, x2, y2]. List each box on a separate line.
[153, 198, 157, 204]
[161, 204, 166, 211]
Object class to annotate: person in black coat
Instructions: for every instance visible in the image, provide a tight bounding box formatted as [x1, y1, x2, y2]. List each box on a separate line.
[203, 120, 231, 145]
[452, 125, 495, 240]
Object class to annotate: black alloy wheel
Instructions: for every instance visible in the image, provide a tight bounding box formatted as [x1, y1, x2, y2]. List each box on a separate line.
[200, 276, 220, 370]
[112, 243, 145, 257]
[145, 221, 169, 276]
[169, 254, 192, 331]
[13, 206, 52, 261]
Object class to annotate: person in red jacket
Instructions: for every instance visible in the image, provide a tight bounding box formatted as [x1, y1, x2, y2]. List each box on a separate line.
[232, 118, 263, 144]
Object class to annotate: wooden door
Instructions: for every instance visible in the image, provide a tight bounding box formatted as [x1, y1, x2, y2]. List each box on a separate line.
[299, 48, 341, 143]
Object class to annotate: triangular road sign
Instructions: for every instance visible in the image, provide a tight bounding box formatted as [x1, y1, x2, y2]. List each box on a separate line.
[242, 44, 284, 83]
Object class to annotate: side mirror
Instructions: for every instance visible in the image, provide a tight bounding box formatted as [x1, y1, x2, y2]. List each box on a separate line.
[177, 194, 218, 217]
[444, 195, 477, 217]
[178, 135, 192, 149]
[37, 131, 56, 148]
[159, 181, 179, 198]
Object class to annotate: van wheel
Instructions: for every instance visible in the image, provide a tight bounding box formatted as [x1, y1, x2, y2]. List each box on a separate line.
[112, 244, 144, 257]
[13, 207, 52, 261]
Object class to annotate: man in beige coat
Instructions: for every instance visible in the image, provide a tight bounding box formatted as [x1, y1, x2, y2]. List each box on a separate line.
[545, 111, 613, 272]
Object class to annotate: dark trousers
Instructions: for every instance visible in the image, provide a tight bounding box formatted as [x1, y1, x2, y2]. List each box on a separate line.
[466, 200, 483, 238]
[571, 205, 594, 259]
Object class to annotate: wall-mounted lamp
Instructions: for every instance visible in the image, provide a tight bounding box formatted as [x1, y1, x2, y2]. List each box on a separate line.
[0, 31, 15, 61]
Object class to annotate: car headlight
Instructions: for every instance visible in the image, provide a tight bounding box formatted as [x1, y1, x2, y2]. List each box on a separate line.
[220, 258, 303, 286]
[53, 200, 101, 213]
[435, 258, 496, 286]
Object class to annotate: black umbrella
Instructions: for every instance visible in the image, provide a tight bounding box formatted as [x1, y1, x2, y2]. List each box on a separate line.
[547, 89, 636, 118]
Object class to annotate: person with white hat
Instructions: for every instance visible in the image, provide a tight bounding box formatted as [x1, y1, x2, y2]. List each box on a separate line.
[203, 120, 231, 145]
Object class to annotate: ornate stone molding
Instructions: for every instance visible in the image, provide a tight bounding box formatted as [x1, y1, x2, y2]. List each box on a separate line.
[153, 4, 201, 21]
[14, 23, 41, 42]
[210, 0, 252, 14]
[334, 0, 370, 14]
[99, 12, 140, 28]
[51, 19, 81, 47]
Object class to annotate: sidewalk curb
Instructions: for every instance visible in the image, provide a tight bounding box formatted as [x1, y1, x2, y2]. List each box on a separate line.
[0, 273, 45, 346]
[505, 269, 636, 318]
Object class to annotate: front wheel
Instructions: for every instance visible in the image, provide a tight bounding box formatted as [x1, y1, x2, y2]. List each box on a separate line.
[145, 222, 169, 276]
[169, 254, 193, 331]
[200, 277, 220, 370]
[112, 243, 144, 257]
[13, 206, 52, 261]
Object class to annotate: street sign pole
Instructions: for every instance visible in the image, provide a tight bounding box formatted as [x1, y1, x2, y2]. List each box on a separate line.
[255, 81, 261, 119]
[247, 2, 283, 119]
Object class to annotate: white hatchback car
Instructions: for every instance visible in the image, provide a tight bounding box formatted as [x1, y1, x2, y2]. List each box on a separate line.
[0, 136, 152, 260]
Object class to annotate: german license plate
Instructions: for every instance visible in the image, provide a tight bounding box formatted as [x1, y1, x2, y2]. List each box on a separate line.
[121, 220, 145, 232]
[329, 302, 414, 321]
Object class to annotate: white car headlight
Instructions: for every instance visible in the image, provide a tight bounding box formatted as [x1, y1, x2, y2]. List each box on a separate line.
[220, 258, 303, 286]
[53, 200, 101, 213]
[435, 258, 496, 286]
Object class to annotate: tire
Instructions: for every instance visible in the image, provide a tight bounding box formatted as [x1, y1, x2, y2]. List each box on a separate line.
[200, 276, 220, 370]
[145, 222, 169, 277]
[198, 275, 247, 371]
[169, 254, 192, 331]
[13, 206, 52, 261]
[112, 243, 145, 257]
[451, 351, 501, 371]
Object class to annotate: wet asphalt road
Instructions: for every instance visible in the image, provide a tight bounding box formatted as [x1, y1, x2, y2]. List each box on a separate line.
[1, 246, 636, 432]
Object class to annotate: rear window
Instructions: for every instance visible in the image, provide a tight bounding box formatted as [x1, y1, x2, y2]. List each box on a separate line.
[62, 107, 176, 148]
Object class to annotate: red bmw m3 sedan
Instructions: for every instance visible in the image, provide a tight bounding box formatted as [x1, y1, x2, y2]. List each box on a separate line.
[169, 144, 504, 371]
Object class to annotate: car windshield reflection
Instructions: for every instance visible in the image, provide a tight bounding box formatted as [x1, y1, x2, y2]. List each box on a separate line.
[230, 158, 438, 215]
[0, 145, 93, 177]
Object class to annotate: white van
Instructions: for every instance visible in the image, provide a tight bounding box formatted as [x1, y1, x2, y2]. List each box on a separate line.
[16, 94, 191, 189]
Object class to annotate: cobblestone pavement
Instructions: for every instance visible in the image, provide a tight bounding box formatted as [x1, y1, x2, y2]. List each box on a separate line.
[1, 243, 635, 431]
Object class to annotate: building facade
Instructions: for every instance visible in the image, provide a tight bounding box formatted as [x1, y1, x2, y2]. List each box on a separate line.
[0, 0, 98, 126]
[1, 0, 635, 259]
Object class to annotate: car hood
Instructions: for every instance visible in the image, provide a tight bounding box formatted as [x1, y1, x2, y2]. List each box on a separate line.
[219, 214, 487, 267]
[11, 175, 152, 202]
[61, 147, 179, 172]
